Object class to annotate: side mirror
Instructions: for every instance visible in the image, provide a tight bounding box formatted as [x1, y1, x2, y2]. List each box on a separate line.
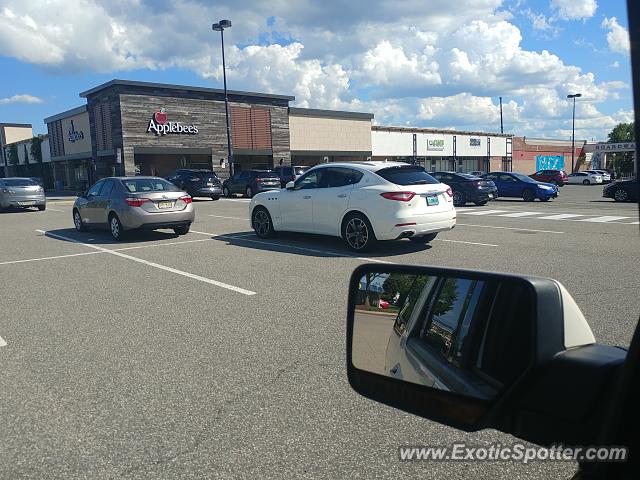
[77, 191, 85, 198]
[285, 181, 295, 190]
[347, 264, 626, 446]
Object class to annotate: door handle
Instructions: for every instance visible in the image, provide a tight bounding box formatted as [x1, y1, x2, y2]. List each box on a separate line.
[337, 194, 347, 198]
[303, 195, 311, 199]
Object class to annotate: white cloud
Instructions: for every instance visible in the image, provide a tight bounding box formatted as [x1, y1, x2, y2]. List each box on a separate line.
[0, 94, 43, 104]
[602, 17, 630, 55]
[550, 0, 597, 21]
[0, 0, 632, 141]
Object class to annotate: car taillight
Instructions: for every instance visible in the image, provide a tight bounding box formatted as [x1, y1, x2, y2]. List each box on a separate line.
[445, 187, 453, 197]
[256, 178, 264, 183]
[125, 197, 148, 207]
[180, 195, 193, 204]
[380, 191, 415, 201]
[291, 175, 296, 181]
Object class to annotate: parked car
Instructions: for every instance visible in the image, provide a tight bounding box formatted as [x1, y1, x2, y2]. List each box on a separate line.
[73, 177, 194, 240]
[528, 169, 568, 186]
[166, 169, 222, 200]
[0, 177, 46, 211]
[467, 170, 485, 177]
[603, 177, 638, 202]
[430, 171, 498, 207]
[585, 169, 611, 183]
[249, 162, 455, 251]
[481, 171, 558, 201]
[222, 170, 281, 198]
[567, 171, 603, 185]
[273, 165, 310, 188]
[378, 298, 390, 309]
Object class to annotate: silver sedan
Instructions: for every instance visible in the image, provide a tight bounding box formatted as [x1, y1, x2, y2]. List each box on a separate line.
[73, 177, 195, 240]
[0, 177, 46, 211]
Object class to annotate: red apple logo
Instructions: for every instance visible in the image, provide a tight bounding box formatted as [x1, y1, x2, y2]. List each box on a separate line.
[154, 107, 167, 124]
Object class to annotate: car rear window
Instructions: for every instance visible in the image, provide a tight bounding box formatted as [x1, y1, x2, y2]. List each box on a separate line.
[122, 178, 181, 193]
[375, 166, 439, 185]
[3, 178, 38, 186]
[253, 171, 279, 178]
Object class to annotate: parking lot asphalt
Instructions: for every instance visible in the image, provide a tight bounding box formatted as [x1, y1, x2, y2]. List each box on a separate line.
[1, 184, 639, 479]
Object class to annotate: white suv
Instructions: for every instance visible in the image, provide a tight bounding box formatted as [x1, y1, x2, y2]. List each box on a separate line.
[249, 161, 455, 251]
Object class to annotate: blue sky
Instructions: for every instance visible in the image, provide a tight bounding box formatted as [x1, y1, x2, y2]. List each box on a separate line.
[0, 0, 633, 140]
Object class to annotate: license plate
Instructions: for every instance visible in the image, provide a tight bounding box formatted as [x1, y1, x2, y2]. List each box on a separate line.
[18, 201, 35, 206]
[207, 182, 214, 186]
[426, 195, 439, 206]
[158, 201, 173, 209]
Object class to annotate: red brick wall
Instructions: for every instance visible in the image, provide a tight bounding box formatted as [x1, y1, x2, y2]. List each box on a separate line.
[511, 136, 584, 173]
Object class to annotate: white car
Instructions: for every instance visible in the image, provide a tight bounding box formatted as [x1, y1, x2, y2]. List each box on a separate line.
[249, 162, 455, 251]
[567, 172, 603, 185]
[585, 169, 611, 182]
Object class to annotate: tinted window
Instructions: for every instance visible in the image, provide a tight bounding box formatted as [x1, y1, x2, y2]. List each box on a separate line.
[499, 174, 515, 182]
[252, 170, 279, 178]
[295, 169, 328, 190]
[326, 168, 363, 187]
[121, 178, 180, 193]
[484, 174, 498, 181]
[87, 181, 104, 196]
[512, 173, 536, 183]
[376, 166, 439, 186]
[238, 171, 250, 180]
[100, 180, 115, 196]
[3, 178, 38, 187]
[457, 173, 476, 180]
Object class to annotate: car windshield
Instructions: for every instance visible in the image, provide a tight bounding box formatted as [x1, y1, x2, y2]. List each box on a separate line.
[122, 178, 181, 192]
[3, 178, 38, 186]
[458, 173, 478, 179]
[512, 173, 537, 183]
[376, 165, 440, 185]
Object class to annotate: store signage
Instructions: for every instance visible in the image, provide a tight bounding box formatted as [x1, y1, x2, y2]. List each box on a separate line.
[594, 142, 635, 151]
[147, 108, 199, 136]
[427, 139, 445, 151]
[68, 120, 85, 143]
[469, 137, 481, 148]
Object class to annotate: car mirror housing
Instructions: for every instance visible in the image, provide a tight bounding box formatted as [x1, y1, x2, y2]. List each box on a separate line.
[346, 264, 626, 446]
[285, 181, 295, 189]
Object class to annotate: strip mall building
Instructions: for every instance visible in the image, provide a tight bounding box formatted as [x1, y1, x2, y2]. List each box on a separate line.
[3, 78, 606, 189]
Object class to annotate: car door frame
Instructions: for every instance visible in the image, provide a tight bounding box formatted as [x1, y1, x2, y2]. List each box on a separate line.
[80, 180, 105, 225]
[313, 167, 360, 236]
[279, 167, 328, 232]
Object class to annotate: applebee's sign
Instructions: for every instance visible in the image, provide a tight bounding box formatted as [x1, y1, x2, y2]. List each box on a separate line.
[147, 108, 199, 136]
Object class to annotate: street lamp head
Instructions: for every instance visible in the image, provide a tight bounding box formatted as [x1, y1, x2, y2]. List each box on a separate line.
[567, 93, 582, 99]
[212, 19, 232, 31]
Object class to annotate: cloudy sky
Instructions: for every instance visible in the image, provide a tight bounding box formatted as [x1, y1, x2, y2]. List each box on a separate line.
[0, 0, 633, 140]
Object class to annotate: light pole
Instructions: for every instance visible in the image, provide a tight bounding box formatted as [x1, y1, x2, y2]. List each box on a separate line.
[212, 19, 234, 176]
[567, 93, 582, 173]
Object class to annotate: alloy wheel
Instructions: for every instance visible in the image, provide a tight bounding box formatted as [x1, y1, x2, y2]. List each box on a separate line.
[253, 209, 270, 236]
[345, 218, 368, 250]
[614, 188, 628, 202]
[73, 211, 83, 231]
[111, 217, 120, 239]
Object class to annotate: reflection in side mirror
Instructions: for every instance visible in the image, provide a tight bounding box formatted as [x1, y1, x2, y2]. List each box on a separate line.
[346, 264, 625, 445]
[352, 269, 536, 401]
[285, 181, 295, 190]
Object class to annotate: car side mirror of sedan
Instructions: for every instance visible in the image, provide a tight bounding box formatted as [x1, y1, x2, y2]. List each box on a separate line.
[77, 191, 86, 198]
[347, 264, 626, 447]
[285, 181, 295, 190]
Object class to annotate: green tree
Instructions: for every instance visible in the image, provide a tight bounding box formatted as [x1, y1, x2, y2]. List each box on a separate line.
[7, 144, 19, 166]
[607, 122, 635, 175]
[29, 136, 45, 180]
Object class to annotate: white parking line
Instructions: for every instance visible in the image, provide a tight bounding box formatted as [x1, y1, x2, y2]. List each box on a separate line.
[35, 230, 256, 295]
[497, 211, 541, 217]
[47, 208, 64, 212]
[0, 336, 7, 347]
[580, 216, 630, 223]
[434, 239, 499, 247]
[0, 250, 104, 266]
[456, 223, 564, 234]
[537, 213, 585, 220]
[459, 209, 508, 216]
[209, 215, 250, 220]
[218, 198, 251, 202]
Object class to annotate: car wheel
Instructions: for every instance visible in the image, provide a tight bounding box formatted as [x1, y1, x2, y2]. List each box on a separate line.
[342, 212, 376, 252]
[613, 188, 629, 202]
[109, 214, 125, 241]
[211, 195, 220, 201]
[522, 189, 535, 202]
[409, 232, 438, 243]
[453, 191, 465, 207]
[37, 205, 46, 211]
[474, 201, 488, 206]
[252, 206, 275, 238]
[223, 187, 231, 197]
[174, 225, 190, 235]
[245, 186, 253, 198]
[73, 209, 86, 231]
[583, 179, 590, 185]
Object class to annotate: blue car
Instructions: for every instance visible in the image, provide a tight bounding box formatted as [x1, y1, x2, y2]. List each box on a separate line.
[481, 172, 558, 202]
